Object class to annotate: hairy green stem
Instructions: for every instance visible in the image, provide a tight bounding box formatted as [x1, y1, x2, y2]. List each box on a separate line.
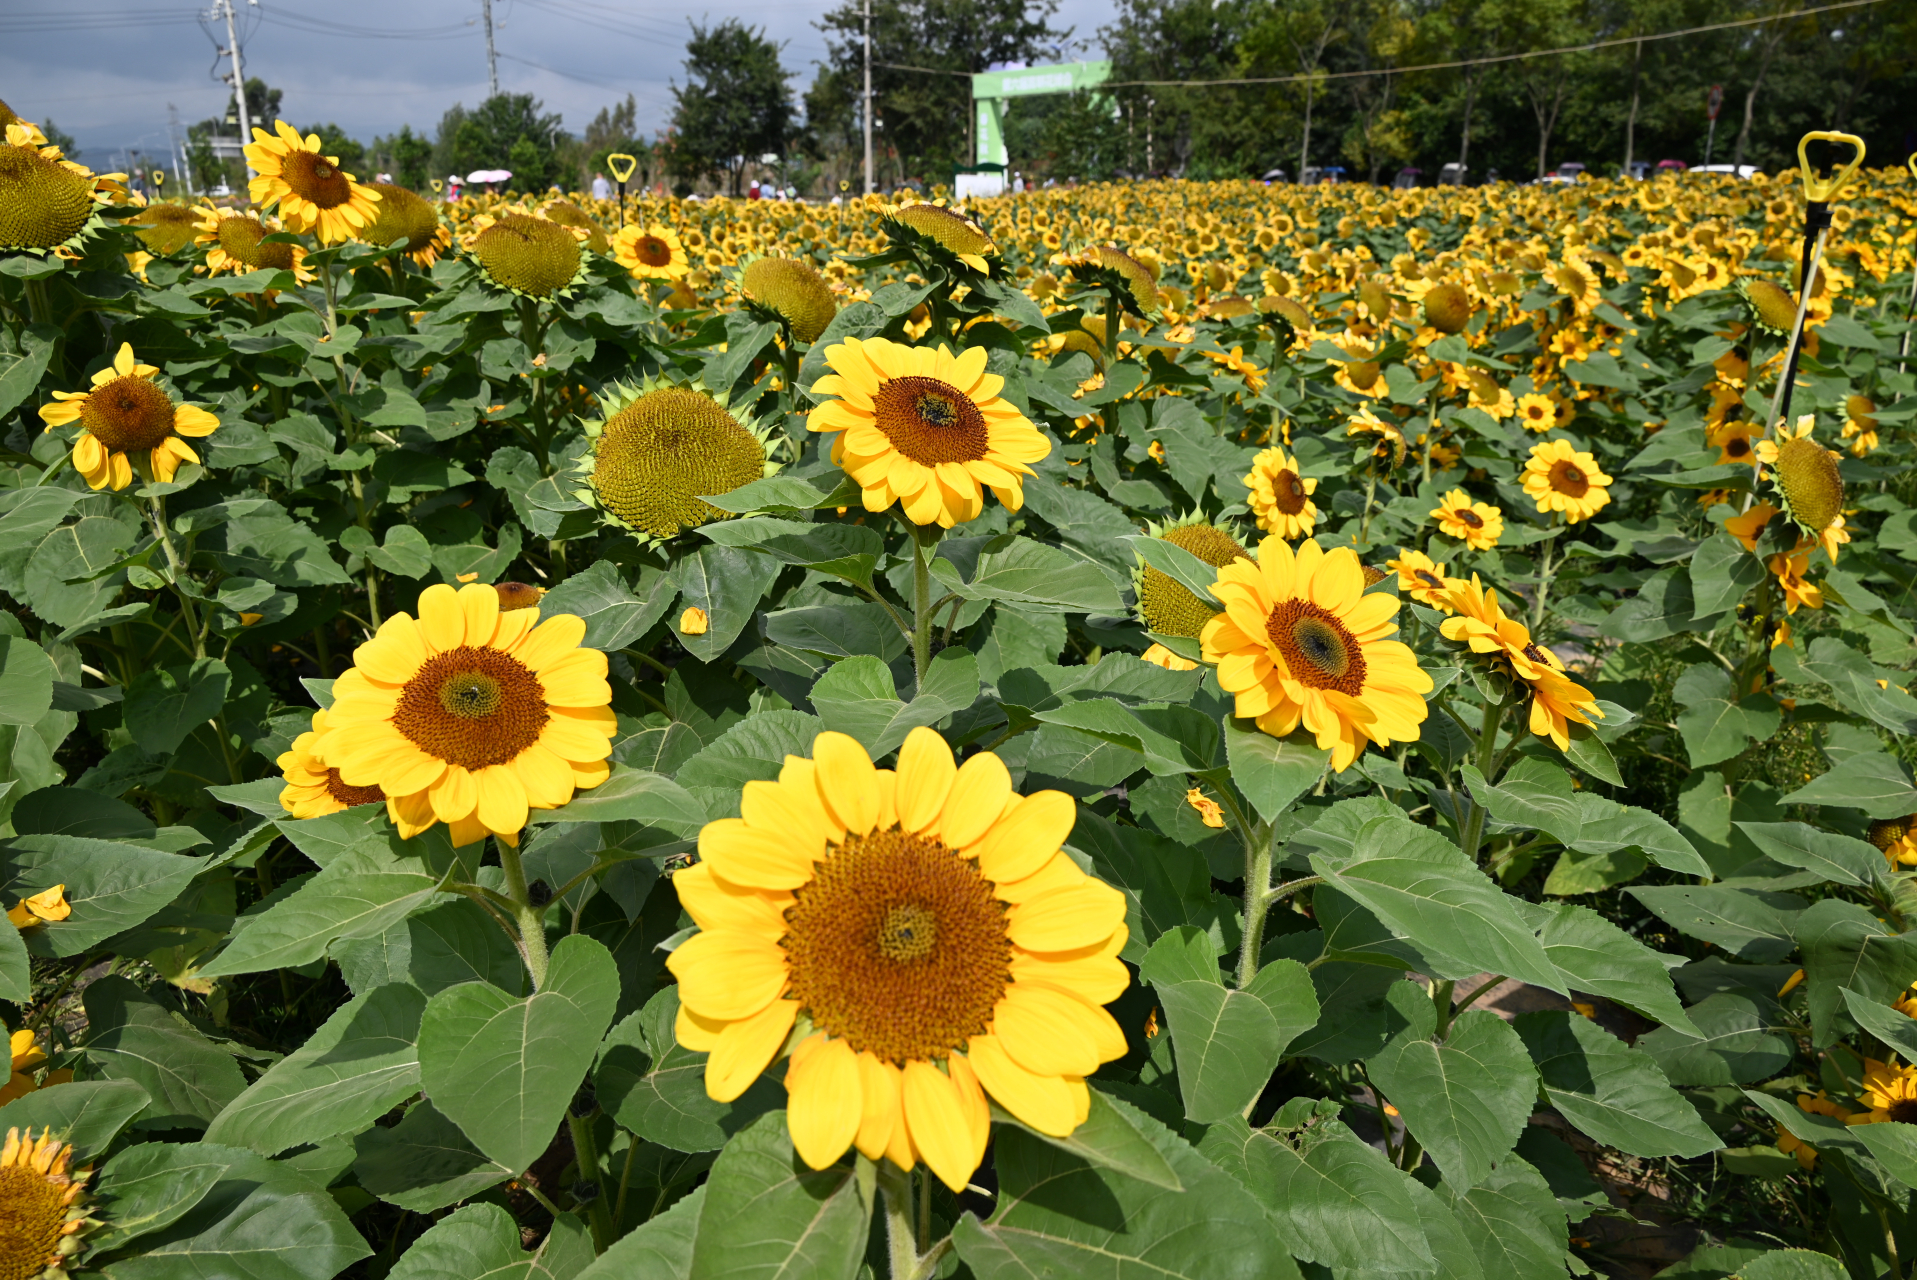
[497, 838, 551, 989]
[1528, 532, 1559, 634]
[566, 1111, 616, 1252]
[910, 522, 942, 687]
[1459, 693, 1510, 863]
[146, 496, 205, 659]
[877, 1158, 921, 1280]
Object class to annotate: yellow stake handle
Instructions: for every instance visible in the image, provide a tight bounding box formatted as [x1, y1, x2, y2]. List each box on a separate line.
[1773, 131, 1865, 428]
[607, 152, 638, 230]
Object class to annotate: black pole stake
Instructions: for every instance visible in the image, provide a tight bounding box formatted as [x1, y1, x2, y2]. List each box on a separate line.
[1775, 196, 1830, 429]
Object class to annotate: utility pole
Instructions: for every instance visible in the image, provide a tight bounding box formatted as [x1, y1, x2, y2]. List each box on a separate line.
[166, 103, 187, 195]
[215, 0, 254, 178]
[482, 0, 499, 98]
[862, 0, 873, 194]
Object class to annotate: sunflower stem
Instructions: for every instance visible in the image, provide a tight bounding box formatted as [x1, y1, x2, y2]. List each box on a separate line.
[1459, 692, 1511, 864]
[1103, 285, 1122, 364]
[1528, 531, 1560, 634]
[910, 522, 942, 687]
[877, 1157, 921, 1280]
[566, 1110, 616, 1253]
[497, 838, 551, 989]
[145, 495, 205, 660]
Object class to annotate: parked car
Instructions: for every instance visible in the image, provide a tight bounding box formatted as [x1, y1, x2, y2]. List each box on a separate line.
[1438, 163, 1468, 185]
[1392, 167, 1422, 189]
[1656, 158, 1688, 174]
[1692, 163, 1761, 178]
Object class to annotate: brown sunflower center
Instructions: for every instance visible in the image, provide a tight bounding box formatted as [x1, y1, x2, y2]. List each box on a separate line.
[1452, 507, 1484, 529]
[281, 148, 353, 210]
[1272, 468, 1308, 515]
[1869, 816, 1915, 850]
[781, 826, 1011, 1065]
[323, 768, 386, 808]
[217, 216, 295, 270]
[80, 375, 175, 453]
[1550, 462, 1591, 498]
[1266, 599, 1367, 695]
[392, 646, 548, 770]
[1724, 436, 1751, 460]
[633, 235, 673, 266]
[1524, 404, 1548, 420]
[871, 375, 990, 466]
[0, 1163, 66, 1280]
[1892, 1098, 1917, 1125]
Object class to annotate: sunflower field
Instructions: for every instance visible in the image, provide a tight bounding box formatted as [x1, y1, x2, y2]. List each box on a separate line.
[3, 102, 1917, 1280]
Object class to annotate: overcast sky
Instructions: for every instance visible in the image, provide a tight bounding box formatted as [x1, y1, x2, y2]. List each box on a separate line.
[1, 0, 1109, 173]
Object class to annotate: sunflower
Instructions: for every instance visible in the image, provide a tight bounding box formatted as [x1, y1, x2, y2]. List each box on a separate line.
[127, 202, 202, 256]
[0, 1128, 95, 1280]
[807, 337, 1050, 529]
[468, 213, 588, 299]
[665, 728, 1129, 1192]
[538, 198, 610, 254]
[1421, 282, 1472, 334]
[1385, 548, 1455, 611]
[6, 886, 66, 931]
[361, 183, 452, 266]
[575, 377, 776, 543]
[277, 708, 387, 820]
[1328, 332, 1383, 399]
[1200, 537, 1432, 770]
[740, 256, 837, 343]
[1440, 575, 1603, 750]
[1521, 439, 1611, 523]
[1066, 245, 1158, 314]
[1867, 816, 1917, 869]
[1430, 489, 1503, 550]
[1133, 517, 1249, 639]
[1739, 278, 1799, 335]
[0, 121, 113, 256]
[243, 120, 380, 244]
[313, 583, 616, 847]
[1768, 550, 1823, 614]
[1549, 256, 1602, 312]
[1849, 1060, 1917, 1126]
[613, 223, 690, 280]
[1515, 393, 1557, 433]
[193, 207, 297, 279]
[1757, 416, 1844, 540]
[1140, 642, 1199, 671]
[1, 1031, 68, 1108]
[1723, 502, 1778, 553]
[37, 343, 220, 491]
[884, 201, 997, 273]
[1244, 447, 1319, 540]
[1778, 1093, 1852, 1168]
[1711, 418, 1760, 468]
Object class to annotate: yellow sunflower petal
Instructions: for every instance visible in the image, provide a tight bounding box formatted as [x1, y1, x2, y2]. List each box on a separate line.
[707, 997, 798, 1104]
[786, 1034, 863, 1170]
[968, 1032, 1079, 1136]
[812, 731, 879, 835]
[974, 790, 1076, 883]
[902, 1059, 981, 1193]
[940, 751, 1013, 848]
[667, 929, 787, 1020]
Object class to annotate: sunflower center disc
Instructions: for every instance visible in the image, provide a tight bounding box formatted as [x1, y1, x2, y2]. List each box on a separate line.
[1551, 462, 1590, 498]
[1724, 436, 1751, 460]
[872, 375, 989, 466]
[217, 216, 294, 270]
[1272, 469, 1308, 514]
[635, 236, 671, 266]
[80, 375, 175, 453]
[1894, 1099, 1917, 1125]
[283, 148, 352, 209]
[1266, 600, 1367, 694]
[781, 827, 1011, 1065]
[0, 1163, 66, 1280]
[392, 646, 548, 770]
[323, 768, 386, 807]
[0, 143, 94, 250]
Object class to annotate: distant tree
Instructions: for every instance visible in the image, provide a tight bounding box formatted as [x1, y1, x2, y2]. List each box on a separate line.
[433, 94, 569, 191]
[370, 125, 434, 190]
[300, 123, 367, 177]
[186, 76, 284, 193]
[39, 120, 77, 160]
[668, 19, 795, 195]
[571, 95, 650, 190]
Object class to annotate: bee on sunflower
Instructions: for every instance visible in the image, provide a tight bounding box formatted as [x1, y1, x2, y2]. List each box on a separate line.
[1430, 489, 1504, 550]
[1244, 447, 1319, 540]
[1521, 439, 1612, 523]
[666, 728, 1130, 1193]
[1440, 575, 1604, 750]
[37, 343, 221, 491]
[574, 376, 780, 544]
[243, 120, 381, 244]
[1200, 537, 1432, 770]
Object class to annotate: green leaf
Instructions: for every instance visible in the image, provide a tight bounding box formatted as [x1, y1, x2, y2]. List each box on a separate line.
[809, 648, 980, 757]
[88, 1141, 233, 1254]
[1782, 637, 1917, 735]
[1067, 810, 1212, 962]
[700, 474, 841, 514]
[1628, 885, 1802, 963]
[94, 1144, 370, 1280]
[205, 984, 426, 1154]
[991, 1086, 1182, 1191]
[1224, 720, 1329, 824]
[352, 1099, 513, 1212]
[1139, 927, 1319, 1124]
[1673, 663, 1781, 768]
[0, 836, 204, 957]
[540, 560, 673, 652]
[1781, 752, 1917, 819]
[1436, 1155, 1569, 1280]
[1637, 993, 1792, 1086]
[212, 505, 351, 586]
[957, 1095, 1301, 1279]
[575, 1184, 702, 1280]
[527, 765, 706, 835]
[0, 920, 25, 1002]
[198, 849, 446, 977]
[123, 658, 230, 756]
[675, 711, 824, 808]
[1366, 988, 1535, 1188]
[1519, 900, 1701, 1037]
[1123, 533, 1222, 606]
[1571, 799, 1712, 878]
[1542, 847, 1647, 895]
[598, 989, 784, 1154]
[1514, 1010, 1721, 1157]
[1689, 532, 1767, 619]
[1600, 566, 1716, 641]
[1795, 897, 1917, 1047]
[1309, 817, 1566, 994]
[1462, 759, 1582, 846]
[1735, 1251, 1850, 1280]
[0, 325, 56, 418]
[0, 1078, 149, 1159]
[1031, 699, 1218, 775]
[386, 1202, 579, 1280]
[1735, 821, 1882, 887]
[1197, 1115, 1435, 1273]
[670, 543, 782, 662]
[80, 977, 247, 1127]
[930, 535, 1126, 614]
[1842, 987, 1917, 1060]
[702, 519, 883, 591]
[686, 1111, 870, 1280]
[1561, 721, 1623, 786]
[0, 635, 55, 726]
[418, 934, 620, 1172]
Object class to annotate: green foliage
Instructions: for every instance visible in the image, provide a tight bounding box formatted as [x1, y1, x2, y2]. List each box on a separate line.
[667, 20, 797, 196]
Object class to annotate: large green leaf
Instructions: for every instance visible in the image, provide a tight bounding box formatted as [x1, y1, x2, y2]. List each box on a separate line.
[598, 989, 784, 1154]
[1067, 811, 1213, 962]
[0, 1078, 149, 1159]
[88, 1142, 234, 1254]
[1570, 798, 1712, 877]
[418, 934, 620, 1172]
[1308, 817, 1565, 993]
[1688, 532, 1767, 619]
[958, 1095, 1302, 1279]
[1736, 1251, 1850, 1280]
[1672, 663, 1780, 768]
[1139, 927, 1319, 1124]
[1519, 900, 1700, 1036]
[198, 848, 446, 977]
[0, 634, 55, 727]
[81, 976, 246, 1127]
[1435, 1156, 1569, 1280]
[539, 559, 674, 652]
[1462, 759, 1582, 846]
[992, 1087, 1182, 1191]
[1365, 984, 1535, 1188]
[1736, 821, 1882, 888]
[1638, 993, 1793, 1086]
[578, 1184, 702, 1279]
[1795, 897, 1917, 1047]
[929, 534, 1126, 614]
[1781, 752, 1917, 819]
[809, 648, 980, 757]
[387, 1202, 586, 1280]
[0, 899, 27, 1000]
[1842, 987, 1917, 1060]
[1628, 884, 1802, 963]
[685, 1111, 870, 1280]
[122, 658, 232, 757]
[669, 543, 781, 662]
[526, 764, 706, 834]
[351, 1099, 513, 1212]
[0, 835, 204, 957]
[1223, 720, 1329, 824]
[1514, 1010, 1721, 1157]
[205, 984, 425, 1154]
[1031, 698, 1219, 775]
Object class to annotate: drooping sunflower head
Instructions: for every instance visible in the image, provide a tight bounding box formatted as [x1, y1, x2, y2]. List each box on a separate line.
[1421, 281, 1472, 334]
[0, 1128, 94, 1280]
[1550, 259, 1598, 308]
[740, 256, 837, 343]
[1260, 294, 1311, 333]
[1773, 434, 1844, 534]
[199, 209, 298, 273]
[128, 202, 202, 256]
[578, 378, 774, 542]
[883, 200, 996, 273]
[0, 133, 95, 253]
[362, 183, 449, 263]
[243, 120, 381, 244]
[470, 213, 586, 299]
[1134, 516, 1250, 639]
[1357, 279, 1393, 322]
[1740, 278, 1799, 335]
[1071, 245, 1158, 315]
[666, 727, 1130, 1192]
[538, 198, 610, 254]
